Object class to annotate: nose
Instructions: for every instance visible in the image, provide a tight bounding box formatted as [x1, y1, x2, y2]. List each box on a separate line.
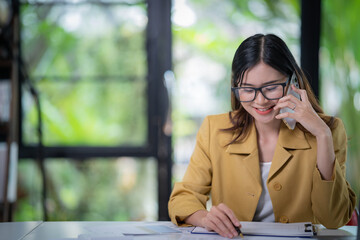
[254, 90, 268, 104]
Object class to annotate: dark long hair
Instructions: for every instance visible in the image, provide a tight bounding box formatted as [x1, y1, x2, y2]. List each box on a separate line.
[226, 33, 333, 144]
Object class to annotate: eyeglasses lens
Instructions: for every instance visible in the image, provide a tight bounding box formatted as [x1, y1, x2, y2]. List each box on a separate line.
[235, 84, 284, 102]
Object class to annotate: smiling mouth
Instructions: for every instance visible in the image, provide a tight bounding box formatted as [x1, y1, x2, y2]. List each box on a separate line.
[253, 105, 276, 115]
[256, 106, 274, 111]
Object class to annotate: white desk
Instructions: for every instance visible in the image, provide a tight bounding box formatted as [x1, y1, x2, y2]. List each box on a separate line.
[0, 221, 42, 240]
[0, 221, 357, 240]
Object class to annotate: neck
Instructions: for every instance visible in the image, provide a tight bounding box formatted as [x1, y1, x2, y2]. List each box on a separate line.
[255, 119, 282, 139]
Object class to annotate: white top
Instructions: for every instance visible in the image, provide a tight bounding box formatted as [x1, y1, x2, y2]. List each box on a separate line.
[252, 161, 275, 222]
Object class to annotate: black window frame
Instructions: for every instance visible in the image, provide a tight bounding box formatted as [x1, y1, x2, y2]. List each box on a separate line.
[16, 0, 172, 220]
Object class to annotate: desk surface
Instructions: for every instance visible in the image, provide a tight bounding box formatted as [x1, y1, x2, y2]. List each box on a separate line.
[0, 221, 357, 240]
[0, 221, 42, 240]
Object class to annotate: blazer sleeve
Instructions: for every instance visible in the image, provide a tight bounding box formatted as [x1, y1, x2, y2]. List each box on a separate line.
[311, 118, 357, 228]
[168, 116, 213, 226]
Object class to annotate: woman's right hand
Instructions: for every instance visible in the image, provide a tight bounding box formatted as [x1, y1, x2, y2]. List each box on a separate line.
[201, 203, 241, 238]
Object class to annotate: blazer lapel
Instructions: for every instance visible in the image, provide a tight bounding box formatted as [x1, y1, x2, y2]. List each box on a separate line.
[267, 146, 292, 182]
[225, 122, 311, 185]
[268, 123, 311, 181]
[226, 123, 261, 187]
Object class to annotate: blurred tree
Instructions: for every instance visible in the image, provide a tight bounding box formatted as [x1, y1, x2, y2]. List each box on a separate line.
[21, 4, 147, 146]
[321, 0, 360, 205]
[16, 2, 157, 221]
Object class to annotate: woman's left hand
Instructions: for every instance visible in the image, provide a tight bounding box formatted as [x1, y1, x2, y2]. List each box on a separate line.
[274, 85, 329, 137]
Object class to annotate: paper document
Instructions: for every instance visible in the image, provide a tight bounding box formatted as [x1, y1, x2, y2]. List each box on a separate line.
[192, 221, 316, 237]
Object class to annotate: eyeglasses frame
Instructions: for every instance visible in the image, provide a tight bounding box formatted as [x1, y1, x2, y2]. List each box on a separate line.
[231, 76, 290, 102]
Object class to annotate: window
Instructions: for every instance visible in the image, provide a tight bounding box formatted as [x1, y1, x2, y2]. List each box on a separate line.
[16, 157, 157, 221]
[320, 0, 360, 204]
[16, 0, 172, 221]
[21, 1, 148, 150]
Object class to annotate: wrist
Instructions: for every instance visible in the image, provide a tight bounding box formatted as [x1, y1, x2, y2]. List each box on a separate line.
[200, 212, 208, 228]
[314, 124, 332, 139]
[185, 209, 208, 227]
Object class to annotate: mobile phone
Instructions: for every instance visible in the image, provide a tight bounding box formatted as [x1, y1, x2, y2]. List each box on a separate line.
[280, 72, 301, 130]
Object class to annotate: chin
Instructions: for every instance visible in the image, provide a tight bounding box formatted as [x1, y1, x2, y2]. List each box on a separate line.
[252, 113, 278, 125]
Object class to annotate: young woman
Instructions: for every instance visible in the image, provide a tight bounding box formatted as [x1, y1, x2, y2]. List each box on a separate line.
[168, 34, 356, 239]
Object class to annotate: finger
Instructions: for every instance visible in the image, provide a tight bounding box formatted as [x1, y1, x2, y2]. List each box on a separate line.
[207, 215, 235, 238]
[204, 218, 229, 238]
[218, 204, 240, 227]
[209, 205, 238, 237]
[274, 101, 297, 111]
[216, 204, 240, 237]
[207, 209, 230, 233]
[292, 85, 308, 102]
[279, 94, 302, 104]
[275, 111, 294, 120]
[204, 218, 226, 237]
[217, 214, 239, 237]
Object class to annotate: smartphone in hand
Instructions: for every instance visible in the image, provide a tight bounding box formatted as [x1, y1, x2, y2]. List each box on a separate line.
[280, 72, 301, 130]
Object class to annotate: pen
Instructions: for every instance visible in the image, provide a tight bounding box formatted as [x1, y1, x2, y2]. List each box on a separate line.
[234, 224, 244, 238]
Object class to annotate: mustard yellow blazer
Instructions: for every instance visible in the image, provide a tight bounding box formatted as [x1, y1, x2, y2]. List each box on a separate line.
[168, 113, 356, 229]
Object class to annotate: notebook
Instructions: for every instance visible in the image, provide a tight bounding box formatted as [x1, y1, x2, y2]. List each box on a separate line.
[191, 221, 316, 237]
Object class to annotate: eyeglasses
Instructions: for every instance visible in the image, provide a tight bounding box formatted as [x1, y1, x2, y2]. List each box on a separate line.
[232, 77, 289, 102]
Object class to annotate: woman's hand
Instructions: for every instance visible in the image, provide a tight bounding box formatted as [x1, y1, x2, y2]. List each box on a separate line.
[274, 85, 330, 137]
[185, 203, 240, 238]
[201, 203, 241, 239]
[274, 85, 335, 180]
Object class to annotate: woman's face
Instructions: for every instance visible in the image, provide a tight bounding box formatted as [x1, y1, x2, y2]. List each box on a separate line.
[240, 62, 287, 125]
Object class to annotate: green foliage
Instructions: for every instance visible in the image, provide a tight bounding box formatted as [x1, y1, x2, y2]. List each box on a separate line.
[24, 79, 146, 146]
[21, 4, 147, 146]
[321, 0, 360, 205]
[16, 3, 154, 221]
[15, 158, 157, 221]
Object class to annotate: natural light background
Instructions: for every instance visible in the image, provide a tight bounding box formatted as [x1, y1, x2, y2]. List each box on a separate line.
[17, 1, 157, 221]
[15, 0, 359, 220]
[320, 0, 360, 201]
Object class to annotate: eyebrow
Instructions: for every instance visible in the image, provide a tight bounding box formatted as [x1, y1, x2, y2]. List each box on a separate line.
[241, 79, 285, 87]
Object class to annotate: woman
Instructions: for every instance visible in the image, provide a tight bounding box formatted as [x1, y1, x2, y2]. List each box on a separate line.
[168, 34, 356, 239]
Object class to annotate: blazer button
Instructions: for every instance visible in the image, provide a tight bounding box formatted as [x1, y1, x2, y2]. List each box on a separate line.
[273, 182, 282, 191]
[280, 216, 289, 223]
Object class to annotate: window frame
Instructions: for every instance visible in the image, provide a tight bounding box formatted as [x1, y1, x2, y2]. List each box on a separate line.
[16, 0, 172, 220]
